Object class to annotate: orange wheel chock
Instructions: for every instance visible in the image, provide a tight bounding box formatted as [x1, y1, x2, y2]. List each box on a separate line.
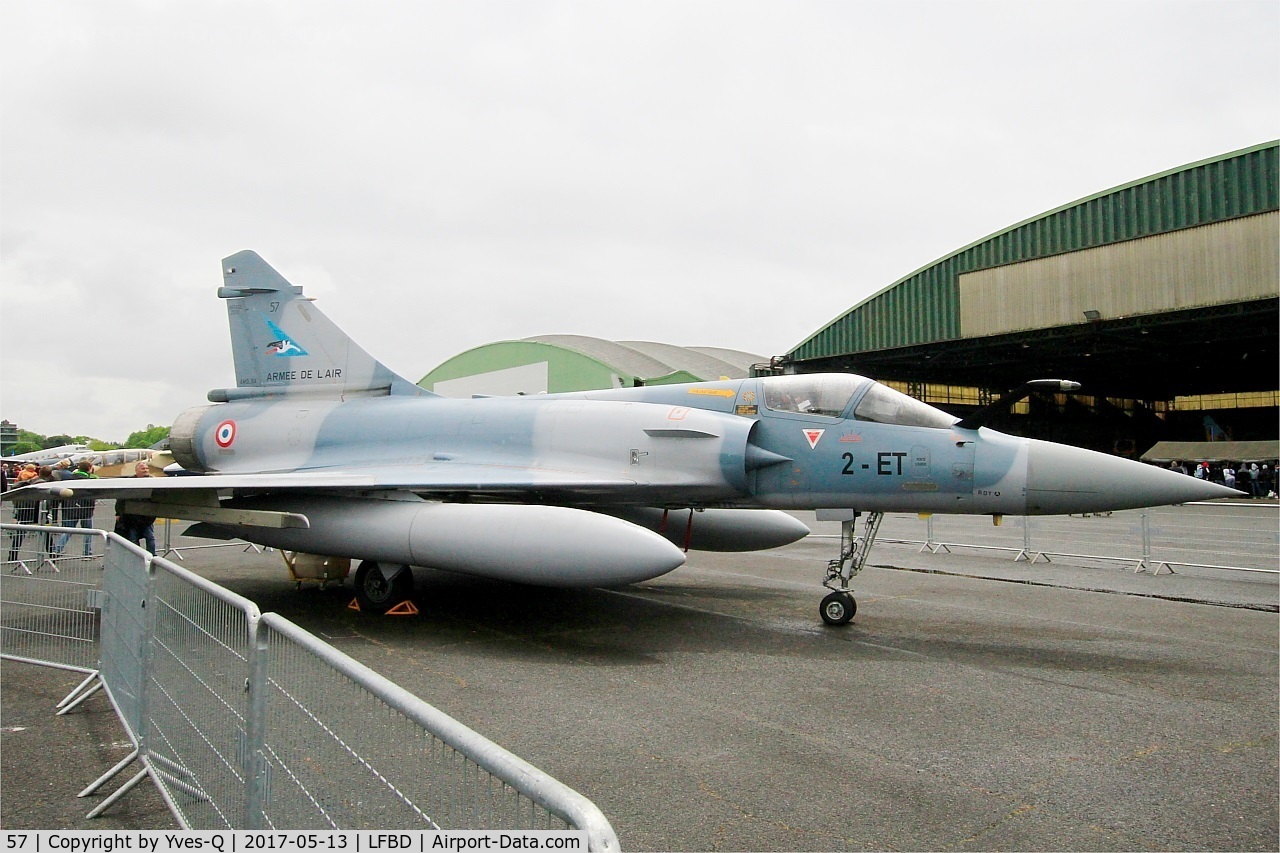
[347, 599, 418, 615]
[386, 600, 420, 616]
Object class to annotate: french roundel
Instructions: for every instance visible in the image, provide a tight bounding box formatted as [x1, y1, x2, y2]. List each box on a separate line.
[214, 419, 237, 448]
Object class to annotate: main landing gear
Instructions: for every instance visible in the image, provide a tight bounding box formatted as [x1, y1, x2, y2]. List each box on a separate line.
[818, 510, 884, 626]
[354, 560, 415, 614]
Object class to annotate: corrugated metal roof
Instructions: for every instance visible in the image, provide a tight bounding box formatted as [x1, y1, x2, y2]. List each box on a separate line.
[618, 341, 754, 380]
[686, 346, 766, 375]
[526, 335, 674, 380]
[524, 335, 762, 382]
[790, 140, 1280, 362]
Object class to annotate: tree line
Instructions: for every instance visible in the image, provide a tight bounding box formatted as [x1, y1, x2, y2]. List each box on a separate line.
[2, 424, 171, 457]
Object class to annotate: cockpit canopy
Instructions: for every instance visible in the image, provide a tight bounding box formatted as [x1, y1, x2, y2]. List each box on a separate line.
[762, 374, 867, 417]
[760, 374, 958, 429]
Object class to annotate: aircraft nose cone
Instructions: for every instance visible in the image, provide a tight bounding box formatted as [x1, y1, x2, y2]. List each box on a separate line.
[1025, 439, 1243, 514]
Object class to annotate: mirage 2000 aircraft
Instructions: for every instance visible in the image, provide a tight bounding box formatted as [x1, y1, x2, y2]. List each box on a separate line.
[3, 251, 1239, 624]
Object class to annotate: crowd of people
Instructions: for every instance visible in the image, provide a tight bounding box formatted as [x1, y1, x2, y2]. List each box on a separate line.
[1167, 460, 1278, 497]
[2, 458, 159, 560]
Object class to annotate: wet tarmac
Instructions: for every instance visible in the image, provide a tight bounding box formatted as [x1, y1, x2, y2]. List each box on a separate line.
[3, 502, 1277, 850]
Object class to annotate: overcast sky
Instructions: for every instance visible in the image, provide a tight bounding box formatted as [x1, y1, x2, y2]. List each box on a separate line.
[2, 0, 1276, 443]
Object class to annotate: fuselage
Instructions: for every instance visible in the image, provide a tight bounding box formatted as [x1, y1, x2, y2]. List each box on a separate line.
[170, 373, 1224, 517]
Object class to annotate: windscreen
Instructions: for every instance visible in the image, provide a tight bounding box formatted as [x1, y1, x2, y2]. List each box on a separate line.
[853, 383, 958, 429]
[762, 375, 869, 417]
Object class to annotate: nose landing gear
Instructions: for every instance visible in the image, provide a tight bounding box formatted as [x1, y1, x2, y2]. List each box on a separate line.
[818, 510, 884, 625]
[820, 590, 857, 625]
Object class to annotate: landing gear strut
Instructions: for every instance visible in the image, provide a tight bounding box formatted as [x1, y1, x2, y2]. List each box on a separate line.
[819, 510, 884, 625]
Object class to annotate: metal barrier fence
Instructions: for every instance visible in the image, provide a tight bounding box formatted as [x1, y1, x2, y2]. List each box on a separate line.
[139, 553, 262, 828]
[257, 614, 616, 838]
[872, 502, 1279, 575]
[1, 517, 618, 850]
[1, 523, 104, 677]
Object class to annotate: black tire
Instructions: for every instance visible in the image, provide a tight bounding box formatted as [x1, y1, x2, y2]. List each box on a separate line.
[354, 560, 414, 614]
[820, 591, 856, 626]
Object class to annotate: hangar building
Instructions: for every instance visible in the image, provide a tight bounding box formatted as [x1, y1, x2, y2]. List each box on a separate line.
[419, 336, 764, 398]
[783, 141, 1279, 452]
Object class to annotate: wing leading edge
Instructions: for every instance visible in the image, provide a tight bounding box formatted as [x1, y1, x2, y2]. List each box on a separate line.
[1, 464, 639, 503]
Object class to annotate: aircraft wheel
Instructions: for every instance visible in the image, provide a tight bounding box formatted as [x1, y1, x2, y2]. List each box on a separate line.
[820, 591, 856, 626]
[354, 560, 414, 614]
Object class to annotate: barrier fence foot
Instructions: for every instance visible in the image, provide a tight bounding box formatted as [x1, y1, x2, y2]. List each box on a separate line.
[56, 671, 101, 712]
[79, 747, 140, 798]
[1135, 559, 1177, 575]
[85, 766, 150, 819]
[57, 678, 104, 715]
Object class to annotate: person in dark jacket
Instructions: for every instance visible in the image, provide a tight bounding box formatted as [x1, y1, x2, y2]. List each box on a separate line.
[114, 461, 157, 555]
[5, 469, 40, 563]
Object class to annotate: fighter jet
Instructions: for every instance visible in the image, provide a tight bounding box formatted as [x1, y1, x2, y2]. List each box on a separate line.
[4, 444, 91, 465]
[3, 251, 1240, 624]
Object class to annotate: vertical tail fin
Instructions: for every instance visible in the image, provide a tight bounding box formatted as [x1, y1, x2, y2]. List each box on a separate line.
[211, 250, 431, 401]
